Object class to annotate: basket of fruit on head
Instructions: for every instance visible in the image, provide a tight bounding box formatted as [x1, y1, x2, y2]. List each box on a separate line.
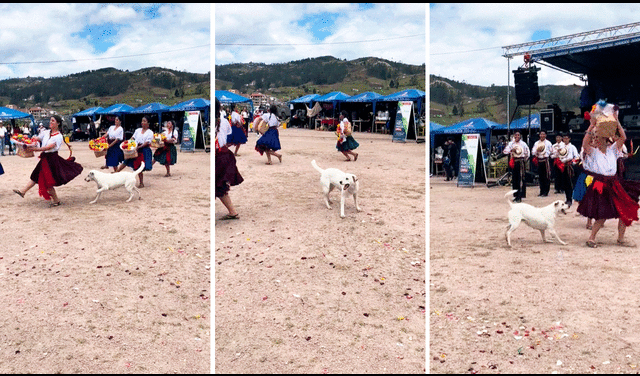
[89, 136, 109, 157]
[120, 139, 138, 159]
[11, 134, 38, 158]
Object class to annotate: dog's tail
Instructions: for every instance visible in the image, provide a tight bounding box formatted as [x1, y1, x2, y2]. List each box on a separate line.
[505, 189, 517, 206]
[134, 162, 145, 176]
[311, 159, 323, 174]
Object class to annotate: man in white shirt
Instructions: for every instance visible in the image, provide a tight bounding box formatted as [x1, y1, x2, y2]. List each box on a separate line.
[503, 131, 530, 202]
[557, 133, 580, 207]
[0, 123, 6, 156]
[551, 134, 564, 194]
[532, 130, 554, 197]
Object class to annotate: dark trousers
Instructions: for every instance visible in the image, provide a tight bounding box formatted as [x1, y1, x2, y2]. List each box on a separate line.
[552, 158, 562, 192]
[512, 159, 526, 199]
[560, 163, 574, 203]
[538, 159, 551, 195]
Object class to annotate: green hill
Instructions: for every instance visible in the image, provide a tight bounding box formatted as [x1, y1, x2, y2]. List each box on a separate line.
[215, 56, 425, 102]
[0, 67, 211, 115]
[430, 74, 583, 125]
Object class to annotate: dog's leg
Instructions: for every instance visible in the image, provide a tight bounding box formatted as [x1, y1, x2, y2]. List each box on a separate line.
[322, 185, 332, 209]
[340, 189, 346, 218]
[90, 191, 102, 204]
[353, 192, 361, 212]
[548, 228, 567, 245]
[540, 230, 553, 243]
[505, 218, 521, 247]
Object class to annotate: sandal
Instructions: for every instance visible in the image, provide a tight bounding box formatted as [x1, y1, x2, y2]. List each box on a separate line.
[13, 189, 24, 198]
[617, 239, 637, 248]
[50, 201, 62, 207]
[586, 240, 598, 248]
[220, 213, 239, 220]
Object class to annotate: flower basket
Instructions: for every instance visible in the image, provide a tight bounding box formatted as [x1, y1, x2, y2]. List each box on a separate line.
[16, 144, 34, 158]
[120, 139, 138, 159]
[94, 149, 108, 158]
[151, 139, 164, 149]
[123, 149, 138, 160]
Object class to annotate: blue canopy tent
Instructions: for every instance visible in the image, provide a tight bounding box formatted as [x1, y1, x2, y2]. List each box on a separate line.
[215, 90, 253, 111]
[0, 106, 35, 123]
[0, 107, 36, 136]
[70, 106, 104, 140]
[377, 89, 426, 134]
[344, 92, 383, 131]
[95, 103, 135, 138]
[129, 102, 170, 133]
[492, 113, 541, 131]
[312, 91, 351, 125]
[288, 94, 320, 128]
[167, 98, 211, 150]
[429, 121, 445, 148]
[434, 118, 499, 153]
[379, 89, 425, 117]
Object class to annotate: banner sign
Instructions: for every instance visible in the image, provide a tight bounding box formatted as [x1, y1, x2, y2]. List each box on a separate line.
[457, 133, 480, 187]
[180, 111, 200, 152]
[392, 101, 413, 142]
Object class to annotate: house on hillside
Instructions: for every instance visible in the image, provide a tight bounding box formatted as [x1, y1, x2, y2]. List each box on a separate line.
[29, 106, 48, 118]
[251, 92, 268, 108]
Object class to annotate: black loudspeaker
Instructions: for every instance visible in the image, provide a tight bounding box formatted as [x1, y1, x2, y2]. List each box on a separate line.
[513, 68, 540, 106]
[540, 109, 554, 132]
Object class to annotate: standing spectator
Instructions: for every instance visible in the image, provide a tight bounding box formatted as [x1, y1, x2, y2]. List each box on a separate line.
[442, 137, 458, 181]
[0, 122, 6, 156]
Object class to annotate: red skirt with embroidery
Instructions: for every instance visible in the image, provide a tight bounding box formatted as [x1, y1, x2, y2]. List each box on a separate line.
[29, 151, 83, 200]
[576, 171, 640, 225]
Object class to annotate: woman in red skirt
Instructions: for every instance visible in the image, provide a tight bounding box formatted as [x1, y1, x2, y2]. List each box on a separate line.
[13, 115, 83, 206]
[578, 105, 640, 247]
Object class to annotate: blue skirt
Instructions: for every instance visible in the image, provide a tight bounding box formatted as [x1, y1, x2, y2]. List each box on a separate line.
[336, 135, 359, 152]
[105, 141, 124, 167]
[255, 127, 281, 154]
[125, 146, 152, 171]
[227, 126, 247, 145]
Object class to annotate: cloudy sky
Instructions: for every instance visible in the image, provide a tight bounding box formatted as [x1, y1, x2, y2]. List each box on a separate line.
[0, 3, 210, 80]
[215, 3, 425, 66]
[430, 4, 640, 87]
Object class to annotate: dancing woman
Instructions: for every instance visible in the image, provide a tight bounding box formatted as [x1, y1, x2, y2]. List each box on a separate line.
[578, 104, 640, 248]
[13, 115, 83, 206]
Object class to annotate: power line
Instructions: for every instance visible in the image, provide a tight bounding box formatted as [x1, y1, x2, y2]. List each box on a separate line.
[0, 44, 210, 65]
[216, 34, 425, 46]
[430, 46, 502, 56]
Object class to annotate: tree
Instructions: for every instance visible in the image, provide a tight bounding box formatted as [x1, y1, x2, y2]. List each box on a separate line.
[452, 105, 458, 116]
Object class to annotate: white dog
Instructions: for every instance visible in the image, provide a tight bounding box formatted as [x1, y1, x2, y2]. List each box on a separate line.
[85, 162, 144, 203]
[311, 159, 361, 218]
[505, 189, 569, 247]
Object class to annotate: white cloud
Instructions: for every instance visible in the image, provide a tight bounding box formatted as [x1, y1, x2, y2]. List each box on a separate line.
[0, 3, 210, 79]
[431, 3, 640, 86]
[215, 3, 425, 66]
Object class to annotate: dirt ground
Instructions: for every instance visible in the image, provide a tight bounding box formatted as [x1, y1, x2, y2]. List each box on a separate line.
[215, 128, 426, 373]
[0, 143, 210, 373]
[430, 176, 640, 373]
